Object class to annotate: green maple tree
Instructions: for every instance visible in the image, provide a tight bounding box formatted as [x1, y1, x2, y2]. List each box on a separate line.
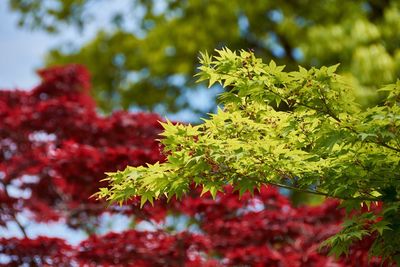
[98, 49, 400, 262]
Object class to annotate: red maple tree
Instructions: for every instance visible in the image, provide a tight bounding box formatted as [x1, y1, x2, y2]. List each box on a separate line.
[0, 65, 390, 266]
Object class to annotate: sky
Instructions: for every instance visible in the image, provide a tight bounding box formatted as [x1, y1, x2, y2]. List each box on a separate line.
[0, 2, 81, 89]
[1, 3, 52, 88]
[0, 1, 134, 89]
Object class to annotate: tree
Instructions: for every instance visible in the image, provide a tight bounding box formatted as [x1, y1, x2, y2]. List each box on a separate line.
[0, 65, 389, 266]
[99, 49, 400, 263]
[7, 0, 400, 113]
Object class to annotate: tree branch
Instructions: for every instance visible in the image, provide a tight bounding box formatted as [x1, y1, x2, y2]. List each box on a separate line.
[265, 181, 381, 202]
[0, 181, 28, 238]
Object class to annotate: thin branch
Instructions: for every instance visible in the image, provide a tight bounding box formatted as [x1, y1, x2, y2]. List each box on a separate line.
[376, 142, 400, 153]
[276, 33, 296, 64]
[11, 213, 28, 238]
[0, 181, 28, 238]
[265, 181, 381, 202]
[215, 154, 382, 203]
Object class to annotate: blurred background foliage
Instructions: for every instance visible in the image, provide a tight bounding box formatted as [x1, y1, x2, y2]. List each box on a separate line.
[8, 0, 400, 116]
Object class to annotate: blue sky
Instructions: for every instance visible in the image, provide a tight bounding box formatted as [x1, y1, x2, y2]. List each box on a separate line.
[0, 3, 42, 88]
[0, 2, 80, 89]
[0, 1, 133, 89]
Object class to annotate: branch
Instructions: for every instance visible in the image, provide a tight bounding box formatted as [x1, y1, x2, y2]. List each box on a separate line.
[276, 33, 296, 63]
[11, 213, 28, 238]
[216, 155, 382, 203]
[266, 181, 381, 202]
[375, 142, 400, 153]
[0, 181, 28, 238]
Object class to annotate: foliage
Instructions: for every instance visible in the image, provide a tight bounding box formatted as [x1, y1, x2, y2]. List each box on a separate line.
[0, 64, 164, 231]
[99, 49, 400, 263]
[0, 65, 392, 266]
[8, 0, 400, 113]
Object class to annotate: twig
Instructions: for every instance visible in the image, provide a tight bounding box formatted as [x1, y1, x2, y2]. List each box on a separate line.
[0, 181, 28, 238]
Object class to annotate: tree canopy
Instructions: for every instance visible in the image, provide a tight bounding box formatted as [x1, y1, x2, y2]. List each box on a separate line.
[98, 49, 400, 263]
[8, 0, 400, 113]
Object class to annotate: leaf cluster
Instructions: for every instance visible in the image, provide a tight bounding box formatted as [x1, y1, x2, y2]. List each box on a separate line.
[99, 49, 400, 262]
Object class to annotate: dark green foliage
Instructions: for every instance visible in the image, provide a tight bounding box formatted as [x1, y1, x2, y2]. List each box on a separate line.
[9, 0, 400, 113]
